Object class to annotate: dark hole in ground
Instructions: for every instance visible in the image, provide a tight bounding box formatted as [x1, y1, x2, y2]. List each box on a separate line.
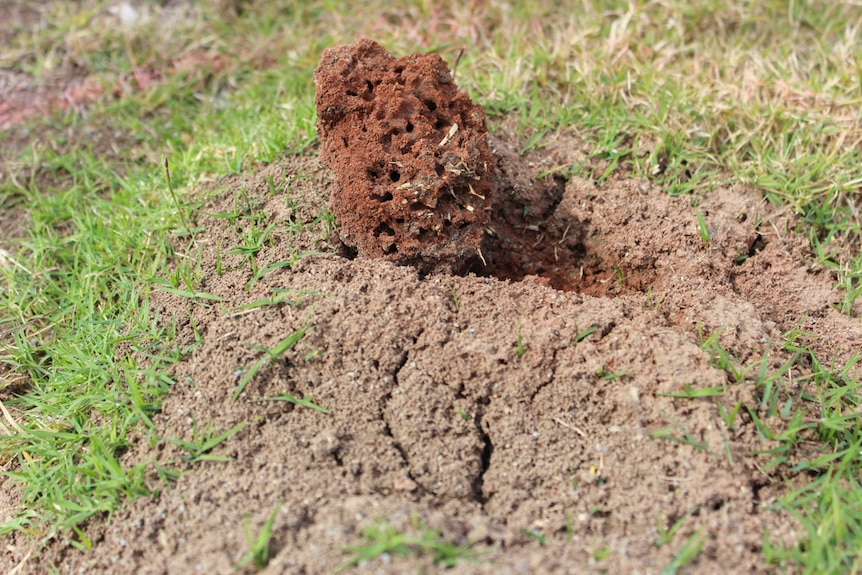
[335, 139, 659, 297]
[456, 167, 603, 294]
[339, 244, 359, 260]
[747, 233, 765, 258]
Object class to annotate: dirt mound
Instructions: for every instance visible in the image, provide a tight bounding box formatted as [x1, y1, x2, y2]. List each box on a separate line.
[7, 128, 860, 573]
[315, 39, 493, 273]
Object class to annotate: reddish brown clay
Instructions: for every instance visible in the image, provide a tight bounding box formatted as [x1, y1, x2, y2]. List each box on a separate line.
[314, 39, 493, 273]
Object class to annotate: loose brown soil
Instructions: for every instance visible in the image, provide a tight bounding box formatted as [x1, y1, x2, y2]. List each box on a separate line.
[3, 125, 860, 574]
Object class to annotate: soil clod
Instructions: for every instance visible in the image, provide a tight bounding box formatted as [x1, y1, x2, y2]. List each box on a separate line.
[314, 39, 493, 274]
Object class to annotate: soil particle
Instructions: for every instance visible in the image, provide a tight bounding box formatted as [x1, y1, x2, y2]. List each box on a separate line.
[314, 39, 493, 273]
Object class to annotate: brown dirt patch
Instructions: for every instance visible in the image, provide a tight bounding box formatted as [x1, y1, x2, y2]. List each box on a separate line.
[4, 127, 857, 573]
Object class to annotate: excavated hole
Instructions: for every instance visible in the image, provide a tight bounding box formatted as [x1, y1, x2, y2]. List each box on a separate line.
[334, 143, 649, 297]
[453, 167, 651, 297]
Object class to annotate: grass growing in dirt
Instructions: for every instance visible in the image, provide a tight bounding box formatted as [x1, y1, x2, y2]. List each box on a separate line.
[339, 517, 479, 571]
[1, 0, 861, 572]
[235, 502, 281, 571]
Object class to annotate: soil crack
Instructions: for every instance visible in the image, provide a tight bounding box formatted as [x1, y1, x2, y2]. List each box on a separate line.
[380, 335, 420, 488]
[472, 402, 493, 507]
[528, 344, 562, 404]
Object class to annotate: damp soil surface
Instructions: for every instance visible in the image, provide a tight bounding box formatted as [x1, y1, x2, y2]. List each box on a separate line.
[3, 126, 861, 574]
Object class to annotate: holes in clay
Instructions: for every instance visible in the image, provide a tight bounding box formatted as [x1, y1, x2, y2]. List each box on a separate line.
[435, 164, 445, 177]
[405, 121, 414, 133]
[367, 169, 380, 181]
[389, 170, 400, 182]
[361, 80, 376, 100]
[383, 244, 398, 255]
[433, 118, 446, 130]
[373, 222, 396, 237]
[423, 99, 437, 111]
[372, 192, 394, 202]
[346, 89, 358, 97]
[341, 136, 349, 148]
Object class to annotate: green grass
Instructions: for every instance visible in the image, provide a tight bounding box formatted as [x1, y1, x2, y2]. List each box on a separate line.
[169, 421, 246, 465]
[695, 209, 711, 246]
[0, 162, 183, 536]
[515, 320, 525, 358]
[339, 518, 479, 571]
[661, 530, 707, 575]
[0, 0, 861, 572]
[235, 502, 282, 571]
[233, 324, 310, 401]
[678, 326, 862, 572]
[254, 393, 330, 414]
[655, 509, 695, 548]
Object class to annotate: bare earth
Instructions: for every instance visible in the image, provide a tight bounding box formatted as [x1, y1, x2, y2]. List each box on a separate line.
[4, 126, 860, 574]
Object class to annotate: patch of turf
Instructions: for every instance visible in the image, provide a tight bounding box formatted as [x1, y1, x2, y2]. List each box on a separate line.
[688, 327, 862, 572]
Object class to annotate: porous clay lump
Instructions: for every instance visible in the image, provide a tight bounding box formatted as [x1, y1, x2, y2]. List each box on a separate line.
[314, 39, 493, 273]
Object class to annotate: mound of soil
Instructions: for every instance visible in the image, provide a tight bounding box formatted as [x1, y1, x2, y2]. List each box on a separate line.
[3, 127, 860, 574]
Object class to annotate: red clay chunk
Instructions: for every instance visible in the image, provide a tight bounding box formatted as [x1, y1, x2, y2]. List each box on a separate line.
[314, 39, 493, 273]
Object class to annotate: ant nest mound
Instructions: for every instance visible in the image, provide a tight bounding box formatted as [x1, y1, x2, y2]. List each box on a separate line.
[314, 39, 493, 274]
